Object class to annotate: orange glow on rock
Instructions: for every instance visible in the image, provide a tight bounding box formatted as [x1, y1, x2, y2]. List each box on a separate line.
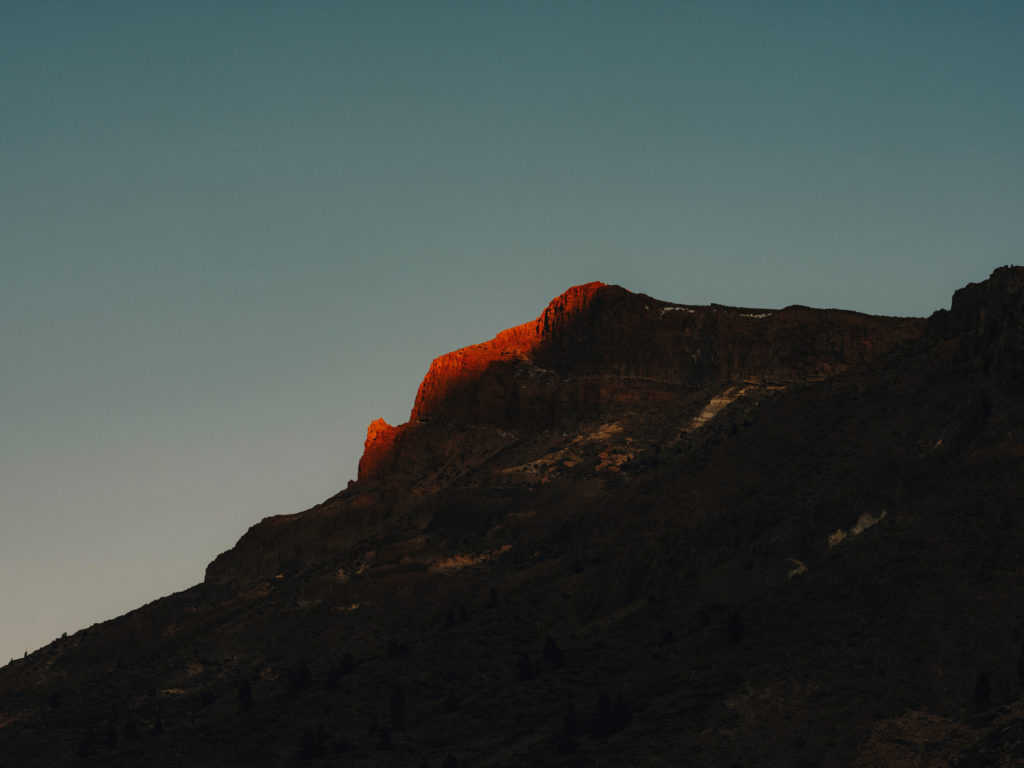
[358, 417, 401, 481]
[353, 279, 922, 483]
[358, 282, 614, 481]
[412, 281, 611, 421]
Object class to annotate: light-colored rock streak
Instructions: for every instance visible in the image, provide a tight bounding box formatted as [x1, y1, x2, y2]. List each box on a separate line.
[685, 386, 751, 432]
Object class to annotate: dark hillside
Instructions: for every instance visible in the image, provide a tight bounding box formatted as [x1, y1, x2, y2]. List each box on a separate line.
[3, 268, 1024, 767]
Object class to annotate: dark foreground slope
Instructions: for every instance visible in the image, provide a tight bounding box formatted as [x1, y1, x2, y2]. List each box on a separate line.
[2, 268, 1024, 767]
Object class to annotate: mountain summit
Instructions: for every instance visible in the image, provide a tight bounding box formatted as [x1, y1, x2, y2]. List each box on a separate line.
[359, 281, 920, 481]
[3, 268, 1024, 767]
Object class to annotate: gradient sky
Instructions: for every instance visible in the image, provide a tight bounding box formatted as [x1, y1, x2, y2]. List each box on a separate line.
[2, 1, 1022, 663]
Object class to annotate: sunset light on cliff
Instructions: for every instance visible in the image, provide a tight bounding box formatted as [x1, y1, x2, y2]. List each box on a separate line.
[2, 2, 1021, 716]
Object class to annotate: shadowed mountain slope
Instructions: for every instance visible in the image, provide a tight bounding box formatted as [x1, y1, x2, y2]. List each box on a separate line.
[3, 268, 1024, 767]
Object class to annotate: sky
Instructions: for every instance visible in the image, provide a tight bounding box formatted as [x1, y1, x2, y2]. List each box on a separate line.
[2, 1, 1023, 663]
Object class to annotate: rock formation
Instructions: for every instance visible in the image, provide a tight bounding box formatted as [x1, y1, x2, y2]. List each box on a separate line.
[4, 267, 1024, 768]
[358, 281, 921, 481]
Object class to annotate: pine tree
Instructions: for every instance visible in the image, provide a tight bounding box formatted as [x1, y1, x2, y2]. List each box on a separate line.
[102, 721, 119, 749]
[287, 658, 311, 693]
[726, 611, 745, 643]
[444, 687, 458, 713]
[973, 671, 992, 712]
[390, 683, 406, 730]
[613, 692, 630, 730]
[76, 728, 96, 758]
[592, 690, 629, 736]
[1017, 638, 1024, 690]
[515, 652, 536, 682]
[551, 700, 579, 756]
[325, 663, 342, 692]
[339, 652, 354, 675]
[298, 725, 327, 758]
[562, 701, 578, 736]
[386, 638, 409, 658]
[542, 635, 566, 670]
[593, 690, 615, 736]
[238, 679, 254, 712]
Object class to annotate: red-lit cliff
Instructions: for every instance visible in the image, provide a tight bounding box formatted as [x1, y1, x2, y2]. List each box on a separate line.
[358, 280, 922, 481]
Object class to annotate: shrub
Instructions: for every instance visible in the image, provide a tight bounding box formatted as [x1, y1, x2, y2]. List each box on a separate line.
[973, 671, 992, 712]
[238, 679, 254, 712]
[592, 690, 629, 736]
[298, 725, 327, 759]
[390, 684, 406, 730]
[726, 612, 745, 644]
[1017, 639, 1024, 690]
[542, 636, 566, 670]
[386, 638, 410, 659]
[76, 728, 96, 758]
[515, 652, 536, 682]
[325, 664, 342, 692]
[287, 659, 311, 694]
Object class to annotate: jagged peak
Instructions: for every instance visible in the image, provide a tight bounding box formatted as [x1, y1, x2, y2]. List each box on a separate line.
[364, 417, 394, 445]
[359, 417, 400, 482]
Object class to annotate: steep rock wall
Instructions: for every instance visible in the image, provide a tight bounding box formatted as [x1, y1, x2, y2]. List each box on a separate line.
[359, 282, 925, 480]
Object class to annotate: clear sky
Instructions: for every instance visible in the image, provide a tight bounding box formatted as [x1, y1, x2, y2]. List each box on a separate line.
[2, 1, 1022, 663]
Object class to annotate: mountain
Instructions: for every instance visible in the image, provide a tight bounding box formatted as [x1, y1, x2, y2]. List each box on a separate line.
[2, 268, 1024, 767]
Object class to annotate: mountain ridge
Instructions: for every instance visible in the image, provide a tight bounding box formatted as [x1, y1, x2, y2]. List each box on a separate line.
[358, 280, 922, 482]
[3, 267, 1024, 767]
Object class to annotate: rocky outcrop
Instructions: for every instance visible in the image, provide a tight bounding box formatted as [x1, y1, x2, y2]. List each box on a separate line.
[928, 265, 1024, 379]
[932, 265, 1024, 337]
[358, 281, 924, 480]
[357, 417, 400, 481]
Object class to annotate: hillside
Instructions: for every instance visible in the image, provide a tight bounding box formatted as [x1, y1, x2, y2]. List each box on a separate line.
[3, 268, 1024, 767]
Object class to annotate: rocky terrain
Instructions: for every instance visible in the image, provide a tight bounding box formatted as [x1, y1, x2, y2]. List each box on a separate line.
[3, 267, 1024, 767]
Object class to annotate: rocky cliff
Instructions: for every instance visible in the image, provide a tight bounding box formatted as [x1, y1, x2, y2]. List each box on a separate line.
[358, 281, 922, 481]
[928, 265, 1024, 380]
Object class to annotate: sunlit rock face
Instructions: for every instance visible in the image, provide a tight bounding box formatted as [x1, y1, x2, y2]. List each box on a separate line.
[357, 417, 399, 481]
[358, 281, 923, 480]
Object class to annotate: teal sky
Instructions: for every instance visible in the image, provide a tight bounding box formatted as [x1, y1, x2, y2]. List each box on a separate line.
[2, 1, 1022, 662]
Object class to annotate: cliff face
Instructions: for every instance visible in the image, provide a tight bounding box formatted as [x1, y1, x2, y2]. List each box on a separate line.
[6, 268, 1024, 768]
[359, 281, 923, 480]
[928, 265, 1024, 379]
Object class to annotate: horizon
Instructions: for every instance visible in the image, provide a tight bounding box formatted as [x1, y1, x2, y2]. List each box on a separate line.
[3, 1, 1023, 663]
